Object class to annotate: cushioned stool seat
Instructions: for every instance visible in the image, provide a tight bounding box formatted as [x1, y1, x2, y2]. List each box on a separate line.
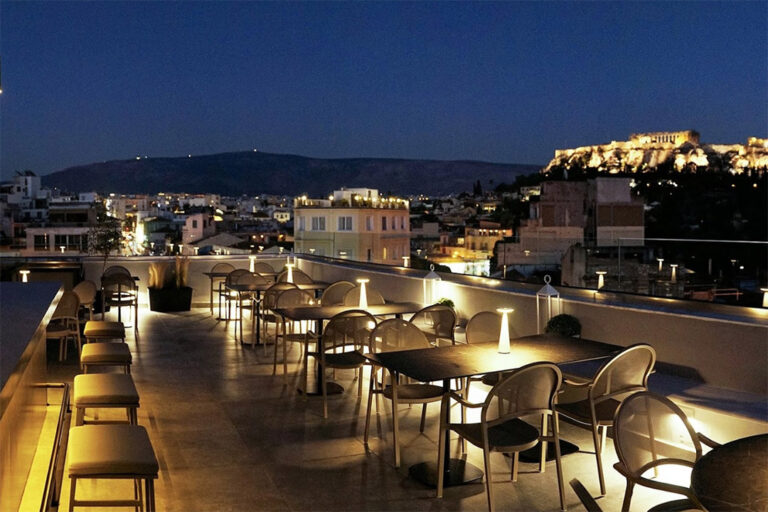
[83, 321, 126, 342]
[80, 342, 132, 374]
[67, 425, 158, 511]
[74, 374, 139, 425]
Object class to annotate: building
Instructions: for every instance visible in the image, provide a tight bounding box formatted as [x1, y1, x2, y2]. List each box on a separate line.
[293, 188, 410, 264]
[22, 202, 99, 256]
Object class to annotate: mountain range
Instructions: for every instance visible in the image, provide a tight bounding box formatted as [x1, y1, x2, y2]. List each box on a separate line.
[41, 151, 540, 196]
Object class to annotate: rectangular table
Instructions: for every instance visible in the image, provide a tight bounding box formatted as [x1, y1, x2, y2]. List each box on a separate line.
[273, 302, 423, 394]
[364, 334, 618, 488]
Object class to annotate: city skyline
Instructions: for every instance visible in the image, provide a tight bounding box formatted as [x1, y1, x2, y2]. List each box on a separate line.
[1, 1, 766, 180]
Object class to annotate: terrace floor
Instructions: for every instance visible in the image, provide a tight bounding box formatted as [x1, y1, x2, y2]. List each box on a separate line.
[41, 306, 708, 511]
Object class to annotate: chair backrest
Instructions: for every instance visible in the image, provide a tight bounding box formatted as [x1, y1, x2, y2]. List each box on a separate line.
[409, 304, 456, 344]
[483, 362, 562, 425]
[369, 318, 431, 353]
[234, 272, 269, 287]
[211, 262, 235, 275]
[277, 269, 314, 284]
[589, 344, 656, 403]
[252, 262, 275, 274]
[263, 282, 299, 310]
[465, 311, 502, 344]
[613, 391, 702, 479]
[322, 310, 376, 353]
[275, 288, 315, 308]
[103, 265, 132, 277]
[320, 281, 355, 306]
[73, 280, 97, 306]
[52, 291, 80, 321]
[102, 273, 137, 294]
[225, 269, 251, 287]
[342, 285, 385, 306]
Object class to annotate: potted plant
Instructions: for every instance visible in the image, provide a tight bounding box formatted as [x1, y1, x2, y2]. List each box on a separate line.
[545, 313, 581, 337]
[148, 256, 193, 312]
[87, 205, 123, 314]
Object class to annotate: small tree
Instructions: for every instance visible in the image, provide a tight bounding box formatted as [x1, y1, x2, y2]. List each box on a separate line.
[88, 206, 123, 274]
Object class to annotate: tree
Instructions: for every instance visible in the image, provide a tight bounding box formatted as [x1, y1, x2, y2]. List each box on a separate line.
[88, 205, 123, 273]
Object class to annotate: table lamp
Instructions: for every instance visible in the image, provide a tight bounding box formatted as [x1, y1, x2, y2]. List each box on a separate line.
[357, 278, 369, 309]
[497, 308, 513, 354]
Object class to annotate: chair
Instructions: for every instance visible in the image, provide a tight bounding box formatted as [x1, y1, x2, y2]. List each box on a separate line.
[73, 373, 139, 426]
[409, 304, 456, 346]
[274, 288, 316, 379]
[232, 272, 270, 344]
[436, 362, 566, 512]
[342, 285, 385, 307]
[103, 265, 132, 277]
[262, 282, 299, 346]
[101, 273, 138, 327]
[318, 310, 376, 418]
[465, 311, 504, 388]
[73, 280, 97, 320]
[555, 343, 656, 496]
[252, 262, 275, 275]
[277, 268, 314, 284]
[223, 269, 251, 321]
[46, 291, 82, 361]
[67, 425, 158, 511]
[209, 262, 235, 316]
[613, 391, 719, 512]
[364, 319, 443, 467]
[319, 280, 355, 306]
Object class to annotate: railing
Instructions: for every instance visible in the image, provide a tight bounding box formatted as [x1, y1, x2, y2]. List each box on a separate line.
[36, 383, 70, 512]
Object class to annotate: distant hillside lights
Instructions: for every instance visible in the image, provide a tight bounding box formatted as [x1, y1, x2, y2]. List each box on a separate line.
[547, 131, 767, 175]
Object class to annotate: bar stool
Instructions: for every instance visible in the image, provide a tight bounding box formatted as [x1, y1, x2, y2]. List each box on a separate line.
[73, 373, 139, 426]
[67, 425, 158, 511]
[83, 320, 126, 343]
[80, 343, 132, 374]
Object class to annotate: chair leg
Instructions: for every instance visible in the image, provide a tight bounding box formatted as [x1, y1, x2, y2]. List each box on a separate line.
[69, 477, 77, 512]
[591, 423, 607, 496]
[552, 413, 566, 511]
[392, 380, 401, 468]
[321, 358, 328, 419]
[620, 478, 635, 512]
[539, 414, 548, 473]
[419, 403, 427, 433]
[510, 451, 519, 482]
[483, 440, 495, 512]
[436, 393, 449, 498]
[364, 369, 376, 446]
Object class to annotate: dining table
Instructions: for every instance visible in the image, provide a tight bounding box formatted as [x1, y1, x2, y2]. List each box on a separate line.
[203, 270, 280, 317]
[691, 433, 768, 511]
[273, 301, 423, 395]
[225, 280, 330, 345]
[363, 333, 619, 488]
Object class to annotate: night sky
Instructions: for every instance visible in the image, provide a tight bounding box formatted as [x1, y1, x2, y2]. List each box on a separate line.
[1, 1, 766, 180]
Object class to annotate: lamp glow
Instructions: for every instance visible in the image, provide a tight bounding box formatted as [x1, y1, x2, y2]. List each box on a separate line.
[402, 256, 410, 267]
[356, 278, 369, 308]
[761, 288, 768, 308]
[657, 258, 664, 272]
[497, 308, 513, 354]
[286, 263, 295, 283]
[422, 264, 441, 305]
[249, 255, 256, 273]
[670, 264, 678, 283]
[596, 271, 607, 290]
[60, 246, 65, 253]
[19, 270, 30, 283]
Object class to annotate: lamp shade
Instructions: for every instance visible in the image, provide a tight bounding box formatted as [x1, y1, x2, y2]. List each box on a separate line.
[423, 264, 441, 305]
[536, 275, 560, 334]
[497, 308, 513, 354]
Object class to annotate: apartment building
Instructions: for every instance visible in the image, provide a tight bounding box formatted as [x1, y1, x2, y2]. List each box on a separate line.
[293, 188, 410, 264]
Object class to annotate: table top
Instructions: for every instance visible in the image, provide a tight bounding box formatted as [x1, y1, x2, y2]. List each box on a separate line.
[364, 334, 619, 383]
[225, 281, 329, 292]
[274, 301, 423, 321]
[691, 433, 768, 512]
[204, 271, 278, 278]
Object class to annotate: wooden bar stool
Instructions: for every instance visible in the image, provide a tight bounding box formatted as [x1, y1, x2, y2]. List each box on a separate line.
[80, 343, 132, 374]
[67, 425, 158, 511]
[83, 320, 126, 343]
[73, 374, 139, 426]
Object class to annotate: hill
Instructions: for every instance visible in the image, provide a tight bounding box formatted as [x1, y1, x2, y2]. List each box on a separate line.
[41, 151, 540, 196]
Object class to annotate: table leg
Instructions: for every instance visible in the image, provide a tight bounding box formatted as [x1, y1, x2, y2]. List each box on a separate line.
[298, 317, 342, 396]
[209, 277, 214, 315]
[408, 378, 483, 488]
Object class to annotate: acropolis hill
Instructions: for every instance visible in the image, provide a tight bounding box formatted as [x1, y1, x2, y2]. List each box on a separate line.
[544, 131, 768, 175]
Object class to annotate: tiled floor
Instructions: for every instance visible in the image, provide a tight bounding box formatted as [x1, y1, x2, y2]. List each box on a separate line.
[47, 308, 689, 511]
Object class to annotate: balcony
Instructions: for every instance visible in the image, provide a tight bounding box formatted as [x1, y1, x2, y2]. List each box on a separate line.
[3, 255, 767, 511]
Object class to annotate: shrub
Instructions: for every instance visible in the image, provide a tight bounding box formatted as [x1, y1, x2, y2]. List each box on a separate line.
[545, 314, 581, 337]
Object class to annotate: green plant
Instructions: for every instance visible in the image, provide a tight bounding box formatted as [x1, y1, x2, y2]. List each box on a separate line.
[545, 314, 581, 337]
[87, 205, 123, 274]
[436, 297, 455, 309]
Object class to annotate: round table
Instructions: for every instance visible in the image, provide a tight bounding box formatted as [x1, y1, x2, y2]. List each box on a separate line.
[691, 433, 768, 511]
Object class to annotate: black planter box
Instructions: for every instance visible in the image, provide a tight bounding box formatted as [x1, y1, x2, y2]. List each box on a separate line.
[148, 286, 193, 312]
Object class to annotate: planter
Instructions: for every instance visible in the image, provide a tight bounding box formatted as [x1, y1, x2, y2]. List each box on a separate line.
[148, 286, 193, 312]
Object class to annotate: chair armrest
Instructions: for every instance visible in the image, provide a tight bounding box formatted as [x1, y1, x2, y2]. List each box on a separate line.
[447, 391, 483, 408]
[697, 432, 720, 448]
[562, 378, 591, 387]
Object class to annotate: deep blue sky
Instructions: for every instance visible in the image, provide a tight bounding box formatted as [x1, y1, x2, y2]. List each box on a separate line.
[1, 1, 766, 180]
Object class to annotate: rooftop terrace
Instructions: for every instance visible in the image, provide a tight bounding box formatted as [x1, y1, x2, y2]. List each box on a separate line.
[3, 256, 767, 511]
